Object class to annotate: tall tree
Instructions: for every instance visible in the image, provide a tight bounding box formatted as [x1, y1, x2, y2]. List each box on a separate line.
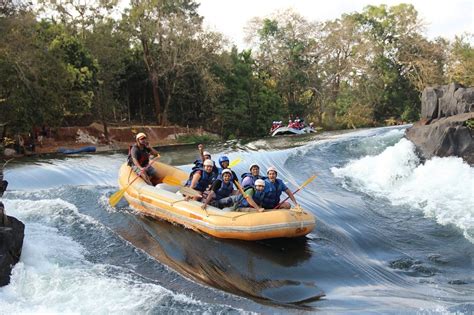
[445, 34, 474, 86]
[211, 48, 284, 138]
[0, 12, 96, 132]
[124, 0, 214, 125]
[246, 9, 320, 119]
[353, 4, 424, 121]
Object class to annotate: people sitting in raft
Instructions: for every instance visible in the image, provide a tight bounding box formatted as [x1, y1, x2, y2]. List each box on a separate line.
[262, 166, 298, 209]
[235, 178, 266, 212]
[217, 156, 239, 183]
[185, 159, 217, 200]
[128, 132, 161, 186]
[241, 163, 265, 189]
[201, 169, 240, 210]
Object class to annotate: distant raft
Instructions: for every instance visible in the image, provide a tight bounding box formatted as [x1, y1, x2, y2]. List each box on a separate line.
[271, 126, 315, 136]
[117, 161, 316, 241]
[57, 146, 96, 154]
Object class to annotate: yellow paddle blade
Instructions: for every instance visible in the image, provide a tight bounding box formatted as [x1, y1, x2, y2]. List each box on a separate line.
[109, 188, 127, 207]
[229, 157, 242, 168]
[300, 175, 318, 189]
[162, 175, 183, 186]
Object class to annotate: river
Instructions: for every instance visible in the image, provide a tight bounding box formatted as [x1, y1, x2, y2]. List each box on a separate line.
[1, 126, 473, 314]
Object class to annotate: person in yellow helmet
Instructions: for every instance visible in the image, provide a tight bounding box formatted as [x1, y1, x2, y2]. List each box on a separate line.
[128, 132, 161, 185]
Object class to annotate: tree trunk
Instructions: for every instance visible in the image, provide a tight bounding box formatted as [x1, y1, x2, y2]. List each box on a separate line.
[102, 120, 109, 144]
[162, 80, 175, 126]
[150, 73, 162, 124]
[141, 38, 162, 124]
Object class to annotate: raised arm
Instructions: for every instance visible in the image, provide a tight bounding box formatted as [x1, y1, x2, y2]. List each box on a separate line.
[198, 144, 205, 162]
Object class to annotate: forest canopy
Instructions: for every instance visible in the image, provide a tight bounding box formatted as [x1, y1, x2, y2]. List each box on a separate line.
[1, 1, 472, 139]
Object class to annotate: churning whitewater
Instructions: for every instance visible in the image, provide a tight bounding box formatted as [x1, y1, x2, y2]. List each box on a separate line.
[332, 137, 474, 244]
[1, 126, 473, 313]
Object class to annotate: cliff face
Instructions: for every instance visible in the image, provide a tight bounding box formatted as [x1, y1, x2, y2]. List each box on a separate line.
[0, 163, 25, 287]
[405, 83, 474, 165]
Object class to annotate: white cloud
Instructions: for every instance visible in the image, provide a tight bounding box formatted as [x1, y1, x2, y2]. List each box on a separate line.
[197, 0, 473, 47]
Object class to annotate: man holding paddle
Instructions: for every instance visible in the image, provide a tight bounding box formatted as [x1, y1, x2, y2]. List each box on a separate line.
[128, 132, 160, 186]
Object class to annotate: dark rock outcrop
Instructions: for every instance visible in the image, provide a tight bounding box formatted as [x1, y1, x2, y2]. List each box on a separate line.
[1, 161, 25, 287]
[0, 206, 25, 286]
[406, 83, 474, 165]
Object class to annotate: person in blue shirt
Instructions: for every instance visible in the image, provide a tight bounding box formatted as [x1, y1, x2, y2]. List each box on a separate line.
[262, 166, 298, 209]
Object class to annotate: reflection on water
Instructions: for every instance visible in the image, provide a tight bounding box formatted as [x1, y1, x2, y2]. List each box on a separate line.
[115, 213, 324, 305]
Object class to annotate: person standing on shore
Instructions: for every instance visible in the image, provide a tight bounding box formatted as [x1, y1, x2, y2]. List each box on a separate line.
[128, 132, 161, 186]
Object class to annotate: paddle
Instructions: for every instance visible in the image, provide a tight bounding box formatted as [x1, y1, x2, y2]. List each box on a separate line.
[233, 179, 248, 199]
[274, 174, 317, 209]
[161, 175, 202, 199]
[228, 157, 242, 168]
[109, 157, 160, 207]
[233, 180, 263, 212]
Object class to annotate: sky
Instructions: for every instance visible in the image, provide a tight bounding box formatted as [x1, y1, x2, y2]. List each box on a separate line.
[197, 0, 473, 48]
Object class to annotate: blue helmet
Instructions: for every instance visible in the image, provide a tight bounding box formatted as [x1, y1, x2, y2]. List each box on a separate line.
[218, 156, 230, 167]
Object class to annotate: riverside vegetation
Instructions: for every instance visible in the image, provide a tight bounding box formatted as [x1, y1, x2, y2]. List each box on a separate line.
[0, 1, 472, 142]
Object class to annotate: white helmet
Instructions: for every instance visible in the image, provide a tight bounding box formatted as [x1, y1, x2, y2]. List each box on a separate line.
[221, 169, 232, 176]
[255, 179, 265, 186]
[203, 151, 211, 157]
[249, 163, 259, 171]
[203, 159, 214, 167]
[267, 166, 277, 175]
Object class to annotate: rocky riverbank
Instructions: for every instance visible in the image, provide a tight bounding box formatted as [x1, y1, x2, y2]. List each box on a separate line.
[405, 83, 474, 165]
[1, 124, 218, 158]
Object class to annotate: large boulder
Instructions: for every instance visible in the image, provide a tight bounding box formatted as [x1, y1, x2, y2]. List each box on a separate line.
[421, 86, 443, 119]
[406, 84, 474, 165]
[0, 203, 25, 286]
[1, 163, 25, 287]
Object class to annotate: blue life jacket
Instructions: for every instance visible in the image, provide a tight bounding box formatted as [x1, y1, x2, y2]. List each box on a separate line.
[240, 173, 266, 189]
[185, 168, 216, 192]
[214, 178, 234, 200]
[195, 159, 219, 174]
[241, 187, 266, 208]
[193, 159, 204, 168]
[261, 178, 284, 209]
[218, 167, 238, 182]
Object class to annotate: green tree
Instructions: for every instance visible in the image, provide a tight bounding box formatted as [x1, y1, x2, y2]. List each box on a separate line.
[212, 48, 284, 139]
[352, 4, 424, 122]
[246, 9, 320, 119]
[124, 0, 213, 125]
[0, 11, 96, 132]
[85, 19, 133, 140]
[446, 34, 474, 86]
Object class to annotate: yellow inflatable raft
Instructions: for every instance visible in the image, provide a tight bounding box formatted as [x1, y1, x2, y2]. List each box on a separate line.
[118, 162, 316, 240]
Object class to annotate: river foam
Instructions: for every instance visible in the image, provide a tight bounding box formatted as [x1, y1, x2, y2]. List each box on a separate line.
[332, 138, 474, 243]
[0, 199, 214, 313]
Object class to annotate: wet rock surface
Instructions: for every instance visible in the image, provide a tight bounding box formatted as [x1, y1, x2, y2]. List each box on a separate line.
[0, 162, 25, 287]
[405, 83, 474, 165]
